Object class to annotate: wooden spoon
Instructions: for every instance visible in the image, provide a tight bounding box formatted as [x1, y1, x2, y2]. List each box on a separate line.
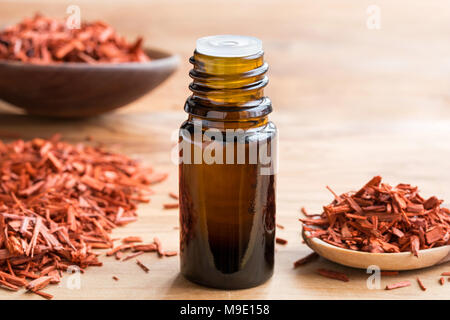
[302, 229, 450, 271]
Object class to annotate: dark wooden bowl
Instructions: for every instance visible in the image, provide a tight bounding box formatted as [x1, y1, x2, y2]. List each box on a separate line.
[0, 48, 179, 118]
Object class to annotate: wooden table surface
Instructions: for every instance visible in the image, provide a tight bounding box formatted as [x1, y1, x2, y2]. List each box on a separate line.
[0, 0, 449, 300]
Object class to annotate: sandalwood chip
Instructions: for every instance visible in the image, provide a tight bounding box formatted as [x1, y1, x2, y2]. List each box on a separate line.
[276, 237, 288, 245]
[115, 251, 124, 260]
[417, 278, 426, 291]
[122, 251, 144, 261]
[316, 268, 349, 282]
[0, 279, 19, 291]
[0, 136, 165, 298]
[153, 237, 164, 257]
[136, 259, 149, 273]
[0, 271, 28, 287]
[301, 176, 450, 255]
[385, 281, 411, 290]
[107, 244, 134, 256]
[293, 252, 319, 268]
[122, 236, 143, 244]
[168, 192, 179, 200]
[163, 251, 178, 257]
[0, 14, 150, 64]
[163, 203, 179, 210]
[131, 244, 157, 252]
[301, 207, 320, 217]
[26, 276, 52, 292]
[33, 290, 53, 300]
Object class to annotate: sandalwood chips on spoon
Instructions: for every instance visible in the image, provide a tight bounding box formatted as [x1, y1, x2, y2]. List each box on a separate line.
[301, 176, 450, 256]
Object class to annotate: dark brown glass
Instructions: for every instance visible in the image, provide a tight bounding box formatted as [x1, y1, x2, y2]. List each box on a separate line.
[179, 50, 276, 289]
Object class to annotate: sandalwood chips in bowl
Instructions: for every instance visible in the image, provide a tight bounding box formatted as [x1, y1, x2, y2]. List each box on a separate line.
[0, 14, 179, 118]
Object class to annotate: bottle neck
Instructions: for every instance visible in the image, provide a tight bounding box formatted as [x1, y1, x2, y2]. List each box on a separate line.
[185, 51, 271, 129]
[189, 51, 268, 107]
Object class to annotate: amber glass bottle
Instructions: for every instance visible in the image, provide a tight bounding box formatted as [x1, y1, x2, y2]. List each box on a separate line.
[179, 35, 277, 289]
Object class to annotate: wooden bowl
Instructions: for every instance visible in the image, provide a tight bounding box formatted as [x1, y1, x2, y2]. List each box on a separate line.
[0, 48, 179, 118]
[302, 229, 450, 270]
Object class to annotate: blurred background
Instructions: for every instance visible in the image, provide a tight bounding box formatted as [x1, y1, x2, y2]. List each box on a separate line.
[1, 0, 450, 202]
[1, 0, 449, 117]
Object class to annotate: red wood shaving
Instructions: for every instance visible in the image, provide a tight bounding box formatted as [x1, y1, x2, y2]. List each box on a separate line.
[131, 243, 157, 252]
[153, 237, 164, 257]
[301, 207, 320, 217]
[106, 244, 135, 256]
[33, 290, 53, 300]
[122, 236, 142, 244]
[122, 251, 144, 261]
[441, 272, 450, 276]
[163, 250, 178, 257]
[106, 237, 177, 259]
[293, 252, 319, 268]
[385, 281, 411, 290]
[275, 237, 288, 245]
[163, 203, 179, 210]
[439, 277, 445, 285]
[112, 276, 119, 281]
[26, 276, 52, 292]
[0, 279, 19, 291]
[316, 268, 349, 282]
[0, 14, 150, 64]
[301, 176, 450, 255]
[136, 259, 149, 273]
[417, 277, 427, 291]
[276, 224, 285, 229]
[0, 136, 166, 298]
[168, 192, 179, 200]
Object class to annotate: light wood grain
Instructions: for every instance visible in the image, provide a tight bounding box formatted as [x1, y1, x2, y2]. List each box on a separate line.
[0, 0, 449, 300]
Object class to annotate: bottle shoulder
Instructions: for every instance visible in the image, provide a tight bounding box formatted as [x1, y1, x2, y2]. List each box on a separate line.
[184, 96, 272, 121]
[180, 119, 276, 130]
[180, 119, 277, 143]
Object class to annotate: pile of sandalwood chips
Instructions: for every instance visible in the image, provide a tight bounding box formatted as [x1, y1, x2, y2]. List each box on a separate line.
[0, 136, 167, 299]
[301, 176, 450, 255]
[0, 14, 150, 64]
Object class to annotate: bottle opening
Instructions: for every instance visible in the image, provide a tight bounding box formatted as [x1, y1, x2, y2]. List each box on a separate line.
[196, 35, 263, 57]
